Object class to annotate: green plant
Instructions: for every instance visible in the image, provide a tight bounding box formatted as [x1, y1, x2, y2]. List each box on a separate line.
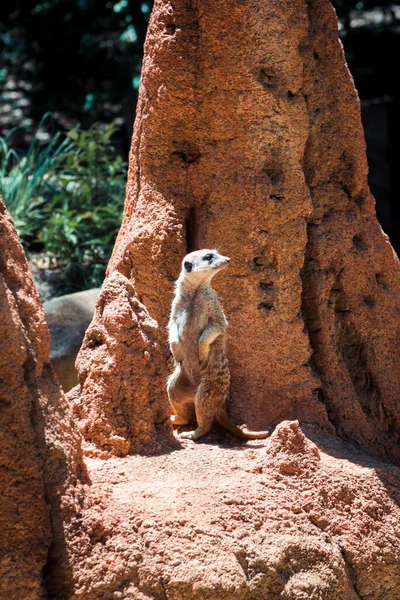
[41, 122, 126, 290]
[1, 118, 127, 294]
[0, 114, 72, 242]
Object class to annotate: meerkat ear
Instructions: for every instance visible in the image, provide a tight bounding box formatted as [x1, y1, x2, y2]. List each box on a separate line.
[184, 261, 193, 272]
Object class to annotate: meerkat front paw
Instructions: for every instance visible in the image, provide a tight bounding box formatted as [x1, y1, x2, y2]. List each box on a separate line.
[198, 344, 209, 364]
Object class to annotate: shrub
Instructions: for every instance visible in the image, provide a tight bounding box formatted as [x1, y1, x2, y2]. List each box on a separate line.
[0, 118, 127, 294]
[42, 122, 126, 291]
[0, 114, 72, 243]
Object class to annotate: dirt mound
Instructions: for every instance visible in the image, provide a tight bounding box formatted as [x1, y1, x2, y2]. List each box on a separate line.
[57, 422, 400, 599]
[69, 272, 174, 456]
[105, 0, 400, 464]
[0, 198, 86, 599]
[0, 198, 51, 599]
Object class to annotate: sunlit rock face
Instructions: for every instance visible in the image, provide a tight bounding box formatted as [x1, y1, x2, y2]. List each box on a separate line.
[108, 0, 400, 463]
[0, 197, 51, 599]
[70, 271, 174, 457]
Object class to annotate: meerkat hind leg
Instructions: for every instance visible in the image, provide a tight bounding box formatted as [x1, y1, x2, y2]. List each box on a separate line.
[171, 413, 190, 426]
[167, 368, 195, 427]
[180, 384, 215, 440]
[169, 399, 193, 427]
[179, 406, 214, 440]
[180, 426, 210, 441]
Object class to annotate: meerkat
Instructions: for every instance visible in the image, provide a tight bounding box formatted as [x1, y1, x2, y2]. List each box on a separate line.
[167, 249, 270, 441]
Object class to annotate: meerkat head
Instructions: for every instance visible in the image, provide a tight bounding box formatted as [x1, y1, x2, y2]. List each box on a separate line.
[179, 249, 230, 285]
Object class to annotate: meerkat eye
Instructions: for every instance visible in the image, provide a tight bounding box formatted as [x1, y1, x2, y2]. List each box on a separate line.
[203, 253, 214, 262]
[184, 261, 193, 272]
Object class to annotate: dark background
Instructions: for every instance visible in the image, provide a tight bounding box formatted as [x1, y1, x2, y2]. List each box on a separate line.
[1, 0, 399, 254]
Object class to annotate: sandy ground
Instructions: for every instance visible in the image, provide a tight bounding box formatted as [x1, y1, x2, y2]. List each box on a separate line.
[67, 423, 400, 599]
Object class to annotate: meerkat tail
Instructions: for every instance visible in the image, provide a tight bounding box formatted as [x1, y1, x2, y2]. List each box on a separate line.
[215, 409, 270, 440]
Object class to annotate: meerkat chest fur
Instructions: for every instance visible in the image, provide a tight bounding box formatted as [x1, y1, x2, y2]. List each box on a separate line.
[175, 285, 226, 347]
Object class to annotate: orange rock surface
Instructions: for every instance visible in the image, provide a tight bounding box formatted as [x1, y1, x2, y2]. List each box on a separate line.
[0, 198, 87, 598]
[69, 272, 174, 456]
[104, 0, 400, 463]
[0, 198, 51, 599]
[56, 423, 400, 599]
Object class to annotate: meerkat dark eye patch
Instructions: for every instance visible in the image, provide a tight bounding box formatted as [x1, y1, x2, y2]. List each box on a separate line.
[184, 261, 193, 272]
[203, 253, 214, 261]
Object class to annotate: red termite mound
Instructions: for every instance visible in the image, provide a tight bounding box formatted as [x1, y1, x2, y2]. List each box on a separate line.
[0, 199, 51, 598]
[69, 271, 174, 456]
[0, 198, 86, 599]
[90, 0, 400, 462]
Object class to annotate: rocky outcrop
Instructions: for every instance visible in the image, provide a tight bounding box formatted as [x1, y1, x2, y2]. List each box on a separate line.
[300, 0, 400, 461]
[44, 288, 99, 392]
[69, 272, 174, 456]
[0, 199, 51, 598]
[0, 198, 86, 599]
[105, 0, 400, 463]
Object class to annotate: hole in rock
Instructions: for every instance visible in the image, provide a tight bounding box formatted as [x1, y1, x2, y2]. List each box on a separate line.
[363, 295, 375, 308]
[255, 68, 277, 90]
[322, 208, 335, 222]
[172, 140, 201, 164]
[312, 388, 325, 403]
[164, 23, 176, 35]
[328, 286, 341, 306]
[262, 166, 284, 188]
[352, 235, 368, 250]
[252, 256, 264, 270]
[86, 335, 103, 349]
[375, 273, 388, 291]
[185, 207, 198, 253]
[258, 301, 273, 311]
[335, 307, 350, 315]
[259, 280, 274, 291]
[89, 528, 108, 545]
[354, 193, 366, 207]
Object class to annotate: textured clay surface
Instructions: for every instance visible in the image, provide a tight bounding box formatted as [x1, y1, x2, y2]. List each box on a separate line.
[106, 0, 400, 463]
[0, 197, 86, 599]
[70, 272, 174, 456]
[57, 422, 400, 600]
[0, 198, 51, 599]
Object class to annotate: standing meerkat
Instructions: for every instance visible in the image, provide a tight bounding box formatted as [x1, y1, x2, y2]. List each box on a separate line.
[167, 249, 270, 441]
